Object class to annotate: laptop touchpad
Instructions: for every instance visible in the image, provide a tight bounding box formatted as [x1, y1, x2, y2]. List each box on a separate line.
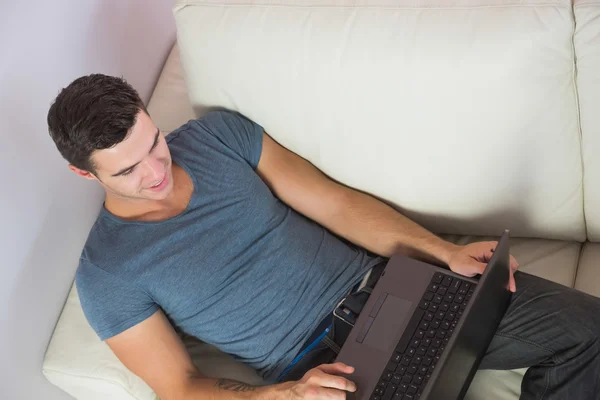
[363, 294, 413, 352]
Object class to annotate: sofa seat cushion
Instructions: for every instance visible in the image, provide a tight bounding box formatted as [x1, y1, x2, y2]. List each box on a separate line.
[574, 242, 600, 297]
[43, 236, 581, 400]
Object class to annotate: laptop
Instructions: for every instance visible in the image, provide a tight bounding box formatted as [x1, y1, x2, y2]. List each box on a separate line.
[336, 230, 512, 400]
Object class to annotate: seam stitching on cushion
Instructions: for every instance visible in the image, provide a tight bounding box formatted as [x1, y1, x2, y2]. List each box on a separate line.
[572, 242, 585, 288]
[570, 1, 589, 241]
[175, 2, 571, 10]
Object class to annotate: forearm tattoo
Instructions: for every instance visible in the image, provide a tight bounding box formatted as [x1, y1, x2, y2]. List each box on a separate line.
[215, 378, 257, 392]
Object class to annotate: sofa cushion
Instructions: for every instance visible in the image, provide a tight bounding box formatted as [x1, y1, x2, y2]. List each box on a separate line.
[43, 232, 581, 400]
[574, 242, 600, 297]
[174, 0, 584, 241]
[574, 0, 600, 241]
[146, 44, 197, 133]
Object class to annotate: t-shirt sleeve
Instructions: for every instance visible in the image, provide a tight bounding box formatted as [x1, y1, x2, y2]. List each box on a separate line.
[76, 258, 159, 341]
[196, 110, 264, 169]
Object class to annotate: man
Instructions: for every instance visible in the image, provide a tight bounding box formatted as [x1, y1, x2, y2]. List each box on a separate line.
[48, 74, 600, 400]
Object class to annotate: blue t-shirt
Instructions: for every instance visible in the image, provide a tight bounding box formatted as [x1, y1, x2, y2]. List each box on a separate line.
[76, 110, 382, 381]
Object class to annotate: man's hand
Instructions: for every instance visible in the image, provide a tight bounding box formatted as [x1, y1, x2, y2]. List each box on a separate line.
[447, 241, 519, 292]
[278, 362, 357, 399]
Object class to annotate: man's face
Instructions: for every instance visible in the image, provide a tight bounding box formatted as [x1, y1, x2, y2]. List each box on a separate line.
[84, 111, 174, 201]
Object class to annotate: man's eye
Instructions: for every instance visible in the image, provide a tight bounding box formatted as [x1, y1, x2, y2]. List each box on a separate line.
[122, 169, 134, 176]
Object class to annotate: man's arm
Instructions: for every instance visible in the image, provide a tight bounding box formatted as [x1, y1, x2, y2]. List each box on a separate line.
[105, 309, 356, 400]
[256, 133, 518, 290]
[256, 134, 456, 264]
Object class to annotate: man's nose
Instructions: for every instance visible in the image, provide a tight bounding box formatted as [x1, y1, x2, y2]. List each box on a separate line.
[142, 158, 163, 180]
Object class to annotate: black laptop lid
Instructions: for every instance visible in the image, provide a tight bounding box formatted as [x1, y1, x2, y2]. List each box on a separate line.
[421, 230, 512, 400]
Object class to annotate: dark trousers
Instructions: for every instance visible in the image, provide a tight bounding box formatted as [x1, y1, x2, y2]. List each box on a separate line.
[283, 272, 600, 399]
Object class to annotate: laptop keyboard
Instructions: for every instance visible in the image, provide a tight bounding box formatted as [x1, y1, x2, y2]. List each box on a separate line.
[370, 272, 475, 400]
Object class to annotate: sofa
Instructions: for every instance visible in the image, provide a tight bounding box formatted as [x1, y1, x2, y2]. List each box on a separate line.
[42, 0, 600, 399]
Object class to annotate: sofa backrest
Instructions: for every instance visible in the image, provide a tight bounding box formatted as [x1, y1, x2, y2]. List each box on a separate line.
[174, 0, 585, 241]
[575, 0, 600, 241]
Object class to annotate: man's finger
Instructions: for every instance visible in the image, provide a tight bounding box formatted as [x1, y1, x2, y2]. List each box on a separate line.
[308, 386, 349, 399]
[306, 369, 357, 392]
[317, 362, 354, 375]
[509, 272, 516, 292]
[509, 255, 519, 272]
[467, 261, 487, 276]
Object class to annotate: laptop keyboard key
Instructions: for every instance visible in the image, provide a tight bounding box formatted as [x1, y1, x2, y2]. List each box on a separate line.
[442, 276, 453, 287]
[410, 339, 420, 348]
[412, 375, 423, 385]
[428, 283, 439, 292]
[428, 303, 438, 312]
[423, 292, 434, 301]
[418, 300, 430, 310]
[433, 295, 443, 304]
[382, 385, 397, 400]
[449, 279, 462, 294]
[386, 361, 398, 371]
[408, 384, 418, 394]
[402, 375, 412, 383]
[432, 273, 443, 283]
[416, 346, 427, 356]
[392, 375, 402, 385]
[407, 365, 417, 375]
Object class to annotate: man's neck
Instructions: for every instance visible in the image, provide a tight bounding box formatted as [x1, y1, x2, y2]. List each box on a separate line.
[104, 163, 193, 222]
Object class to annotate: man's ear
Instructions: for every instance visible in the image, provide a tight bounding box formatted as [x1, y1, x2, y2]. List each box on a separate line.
[68, 164, 98, 181]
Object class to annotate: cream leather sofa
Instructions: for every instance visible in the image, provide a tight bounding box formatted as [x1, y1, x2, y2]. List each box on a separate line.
[43, 0, 600, 399]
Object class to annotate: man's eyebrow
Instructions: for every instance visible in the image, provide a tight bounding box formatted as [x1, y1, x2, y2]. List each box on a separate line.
[111, 128, 160, 177]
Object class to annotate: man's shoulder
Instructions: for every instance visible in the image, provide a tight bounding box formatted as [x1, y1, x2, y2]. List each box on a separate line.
[79, 210, 139, 272]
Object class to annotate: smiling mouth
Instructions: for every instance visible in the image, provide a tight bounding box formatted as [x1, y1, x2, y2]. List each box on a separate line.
[150, 178, 164, 188]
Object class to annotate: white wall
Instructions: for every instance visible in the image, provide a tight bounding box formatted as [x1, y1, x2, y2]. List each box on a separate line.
[0, 1, 175, 398]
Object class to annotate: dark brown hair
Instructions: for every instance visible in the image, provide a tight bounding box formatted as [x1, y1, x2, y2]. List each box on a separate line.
[47, 74, 148, 173]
